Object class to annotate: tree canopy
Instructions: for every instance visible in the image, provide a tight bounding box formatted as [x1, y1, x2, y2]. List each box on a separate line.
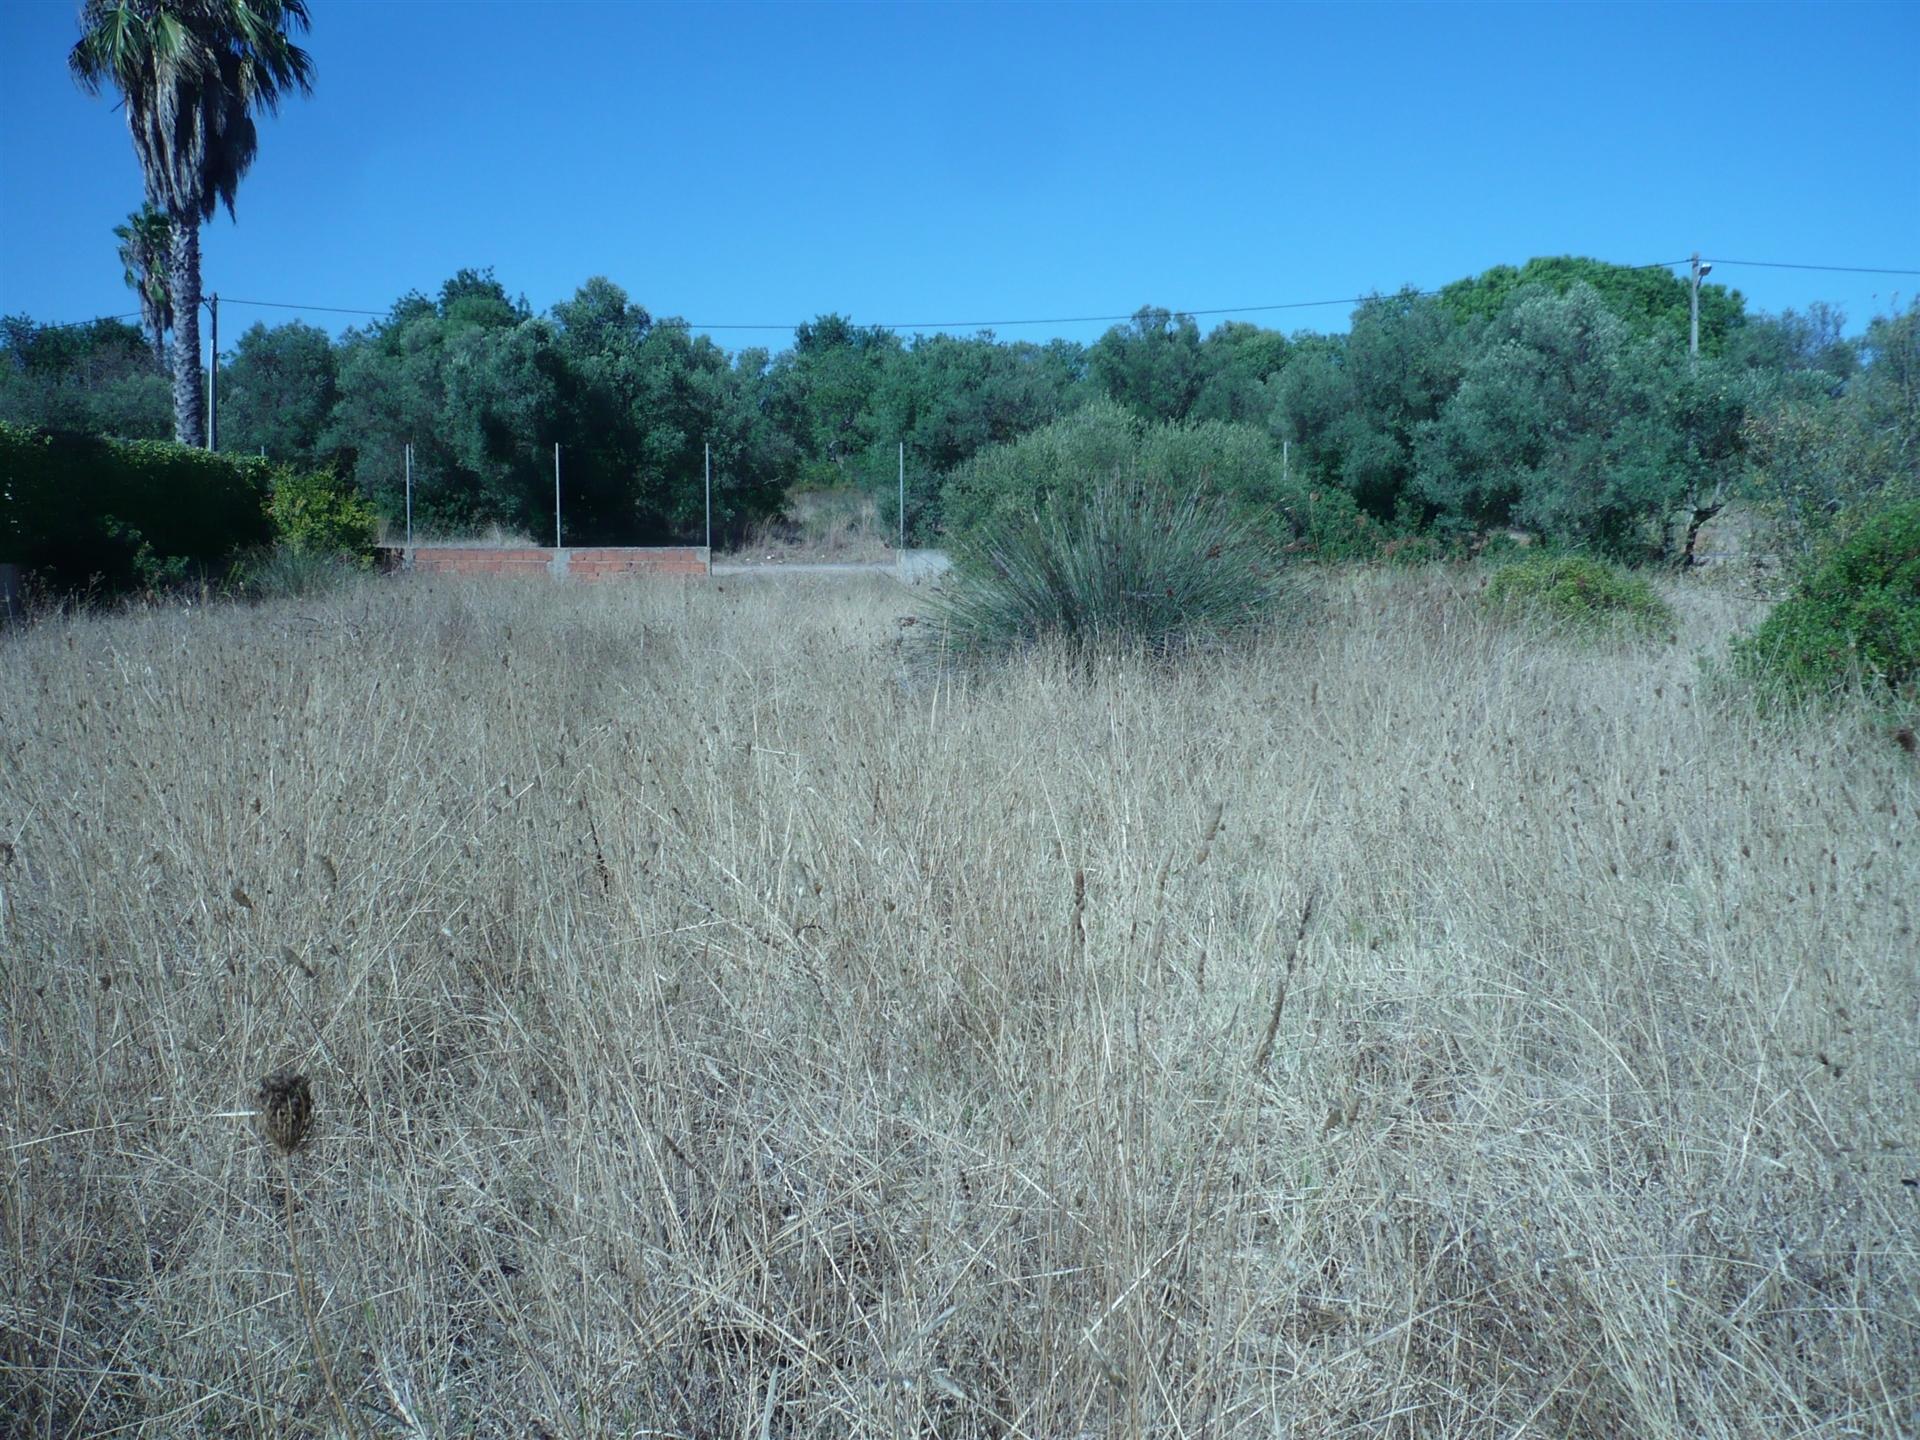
[9, 255, 1912, 559]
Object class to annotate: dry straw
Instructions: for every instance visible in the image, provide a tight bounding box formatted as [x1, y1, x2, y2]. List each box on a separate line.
[3, 571, 1913, 1434]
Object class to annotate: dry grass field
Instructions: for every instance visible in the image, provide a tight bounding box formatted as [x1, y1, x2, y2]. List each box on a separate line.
[1, 569, 1914, 1439]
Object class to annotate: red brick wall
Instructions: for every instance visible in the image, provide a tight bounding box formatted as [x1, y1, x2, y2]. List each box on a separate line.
[390, 547, 708, 580]
[567, 548, 709, 580]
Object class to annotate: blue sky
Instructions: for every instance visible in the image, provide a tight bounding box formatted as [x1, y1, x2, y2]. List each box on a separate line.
[2, 0, 1915, 355]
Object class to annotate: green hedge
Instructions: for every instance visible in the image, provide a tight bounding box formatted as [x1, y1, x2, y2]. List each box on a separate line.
[1, 422, 274, 593]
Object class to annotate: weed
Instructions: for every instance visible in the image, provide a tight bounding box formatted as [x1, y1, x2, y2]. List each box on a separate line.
[1484, 551, 1674, 637]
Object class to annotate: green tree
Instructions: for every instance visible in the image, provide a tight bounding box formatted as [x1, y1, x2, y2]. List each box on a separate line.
[1857, 300, 1920, 481]
[1743, 300, 1920, 563]
[112, 205, 174, 370]
[323, 273, 788, 545]
[1268, 331, 1352, 480]
[0, 316, 172, 439]
[1191, 321, 1290, 426]
[1437, 255, 1746, 355]
[71, 0, 315, 448]
[1090, 306, 1205, 423]
[437, 267, 528, 333]
[1337, 291, 1468, 519]
[549, 277, 764, 543]
[1414, 283, 1680, 553]
[1726, 303, 1856, 382]
[218, 320, 338, 464]
[852, 331, 1088, 535]
[771, 314, 903, 487]
[1271, 291, 1468, 522]
[324, 296, 474, 534]
[942, 397, 1143, 537]
[323, 275, 545, 537]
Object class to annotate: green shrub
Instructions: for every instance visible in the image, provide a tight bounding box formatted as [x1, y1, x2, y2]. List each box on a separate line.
[917, 479, 1281, 666]
[1378, 532, 1453, 567]
[1729, 500, 1920, 705]
[1484, 553, 1674, 636]
[940, 399, 1375, 560]
[270, 464, 379, 565]
[939, 400, 1143, 539]
[1, 421, 272, 594]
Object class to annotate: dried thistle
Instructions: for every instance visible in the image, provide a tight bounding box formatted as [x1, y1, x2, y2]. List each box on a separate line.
[257, 1068, 365, 1439]
[258, 1069, 314, 1156]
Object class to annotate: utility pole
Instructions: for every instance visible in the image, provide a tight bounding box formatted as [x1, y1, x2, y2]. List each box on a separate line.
[204, 292, 218, 450]
[1689, 253, 1713, 370]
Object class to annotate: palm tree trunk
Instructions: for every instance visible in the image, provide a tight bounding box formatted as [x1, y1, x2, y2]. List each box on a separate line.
[169, 219, 206, 448]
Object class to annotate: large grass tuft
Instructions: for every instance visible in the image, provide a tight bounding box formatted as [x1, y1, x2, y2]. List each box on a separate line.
[918, 479, 1281, 666]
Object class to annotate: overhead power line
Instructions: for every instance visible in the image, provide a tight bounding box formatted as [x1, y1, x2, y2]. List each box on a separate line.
[16, 255, 1913, 340]
[220, 296, 387, 316]
[1705, 259, 1920, 277]
[213, 257, 1697, 335]
[23, 310, 144, 333]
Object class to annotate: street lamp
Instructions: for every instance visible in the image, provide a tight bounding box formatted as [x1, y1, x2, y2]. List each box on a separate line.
[1690, 254, 1713, 367]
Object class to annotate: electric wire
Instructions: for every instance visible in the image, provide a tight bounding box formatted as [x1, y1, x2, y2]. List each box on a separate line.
[17, 256, 1915, 341]
[222, 257, 1699, 333]
[23, 310, 144, 332]
[1707, 259, 1920, 277]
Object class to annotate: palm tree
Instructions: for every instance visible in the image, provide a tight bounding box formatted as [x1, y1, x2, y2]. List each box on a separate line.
[114, 204, 175, 371]
[71, 1, 313, 448]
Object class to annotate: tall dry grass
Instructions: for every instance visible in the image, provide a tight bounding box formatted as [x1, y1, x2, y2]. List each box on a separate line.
[0, 568, 1913, 1438]
[742, 489, 896, 562]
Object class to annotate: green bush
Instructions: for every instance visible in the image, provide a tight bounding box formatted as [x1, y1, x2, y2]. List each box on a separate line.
[939, 399, 1375, 560]
[1729, 500, 1920, 705]
[270, 464, 379, 564]
[939, 400, 1143, 539]
[1378, 532, 1453, 567]
[1, 421, 272, 594]
[1484, 553, 1674, 636]
[917, 479, 1281, 666]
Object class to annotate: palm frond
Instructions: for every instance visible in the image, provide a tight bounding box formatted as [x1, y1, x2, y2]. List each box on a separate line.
[73, 0, 313, 220]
